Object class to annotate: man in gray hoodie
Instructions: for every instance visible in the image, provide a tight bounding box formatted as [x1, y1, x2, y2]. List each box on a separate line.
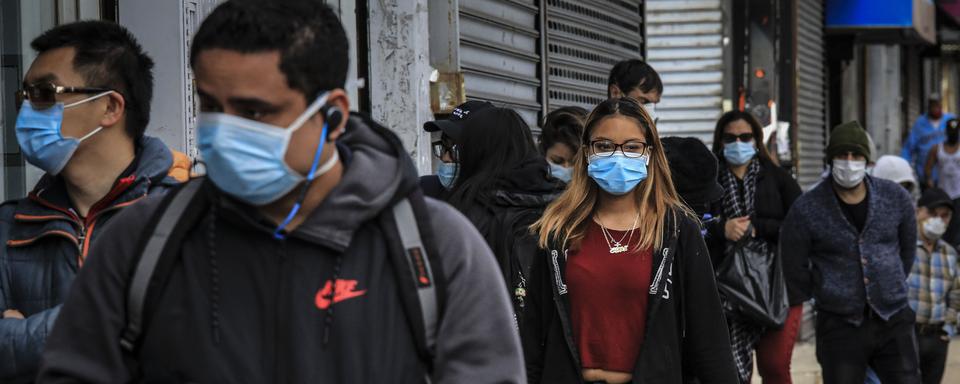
[37, 1, 524, 383]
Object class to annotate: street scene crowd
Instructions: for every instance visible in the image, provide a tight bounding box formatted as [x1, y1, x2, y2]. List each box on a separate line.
[1, 0, 959, 383]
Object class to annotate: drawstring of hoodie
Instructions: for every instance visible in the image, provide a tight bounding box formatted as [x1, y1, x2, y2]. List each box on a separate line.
[322, 254, 344, 347]
[207, 194, 222, 345]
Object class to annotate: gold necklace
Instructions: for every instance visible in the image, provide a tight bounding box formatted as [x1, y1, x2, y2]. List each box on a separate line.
[596, 211, 641, 254]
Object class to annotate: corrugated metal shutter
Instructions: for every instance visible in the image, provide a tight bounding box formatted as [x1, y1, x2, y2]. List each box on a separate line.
[545, 0, 643, 112]
[644, 0, 724, 144]
[796, 0, 827, 188]
[459, 0, 541, 126]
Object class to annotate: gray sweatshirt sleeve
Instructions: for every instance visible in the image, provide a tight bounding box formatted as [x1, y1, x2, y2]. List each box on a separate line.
[424, 199, 525, 384]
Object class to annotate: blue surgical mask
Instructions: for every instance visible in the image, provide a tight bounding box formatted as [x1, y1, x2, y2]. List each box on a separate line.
[437, 162, 458, 189]
[198, 92, 338, 206]
[15, 91, 113, 175]
[549, 161, 573, 183]
[723, 141, 756, 165]
[587, 152, 649, 195]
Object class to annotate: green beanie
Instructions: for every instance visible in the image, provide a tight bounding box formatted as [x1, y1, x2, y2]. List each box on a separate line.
[827, 121, 871, 161]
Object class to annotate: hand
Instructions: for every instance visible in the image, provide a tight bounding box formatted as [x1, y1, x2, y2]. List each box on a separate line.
[3, 309, 24, 319]
[724, 216, 751, 242]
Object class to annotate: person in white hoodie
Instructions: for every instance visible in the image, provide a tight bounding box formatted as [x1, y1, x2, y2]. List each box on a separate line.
[872, 155, 919, 195]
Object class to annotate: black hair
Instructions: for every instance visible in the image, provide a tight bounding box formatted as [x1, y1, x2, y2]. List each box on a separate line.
[447, 107, 539, 210]
[710, 110, 773, 162]
[539, 106, 588, 154]
[607, 59, 664, 98]
[190, 0, 348, 101]
[31, 21, 154, 140]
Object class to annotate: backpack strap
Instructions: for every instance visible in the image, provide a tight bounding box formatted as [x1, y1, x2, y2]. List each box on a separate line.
[120, 179, 208, 352]
[384, 190, 446, 373]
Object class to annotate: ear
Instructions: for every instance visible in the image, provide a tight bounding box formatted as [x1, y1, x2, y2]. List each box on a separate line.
[99, 92, 125, 128]
[323, 89, 350, 142]
[608, 84, 621, 98]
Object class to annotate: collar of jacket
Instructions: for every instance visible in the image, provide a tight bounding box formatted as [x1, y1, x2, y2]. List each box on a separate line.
[214, 113, 421, 253]
[6, 136, 177, 249]
[813, 175, 879, 235]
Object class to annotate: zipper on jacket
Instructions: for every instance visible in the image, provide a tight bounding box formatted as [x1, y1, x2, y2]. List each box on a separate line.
[649, 248, 669, 295]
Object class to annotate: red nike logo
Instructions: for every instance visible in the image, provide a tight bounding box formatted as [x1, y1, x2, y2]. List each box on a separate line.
[315, 279, 367, 310]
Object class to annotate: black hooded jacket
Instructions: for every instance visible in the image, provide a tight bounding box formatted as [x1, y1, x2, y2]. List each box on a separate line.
[522, 210, 739, 383]
[37, 114, 525, 383]
[453, 157, 563, 320]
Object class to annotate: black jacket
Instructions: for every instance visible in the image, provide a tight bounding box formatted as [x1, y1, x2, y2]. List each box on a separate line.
[522, 210, 739, 384]
[453, 157, 562, 320]
[37, 115, 525, 383]
[707, 158, 802, 269]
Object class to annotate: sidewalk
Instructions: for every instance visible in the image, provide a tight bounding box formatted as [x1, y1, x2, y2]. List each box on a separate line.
[751, 339, 960, 383]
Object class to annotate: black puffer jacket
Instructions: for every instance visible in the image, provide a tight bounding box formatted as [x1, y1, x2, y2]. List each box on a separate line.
[522, 210, 739, 384]
[455, 157, 562, 322]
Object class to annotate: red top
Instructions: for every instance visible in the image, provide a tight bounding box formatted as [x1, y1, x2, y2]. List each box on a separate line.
[565, 220, 653, 373]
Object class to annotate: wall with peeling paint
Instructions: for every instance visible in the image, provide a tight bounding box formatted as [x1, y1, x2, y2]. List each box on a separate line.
[368, 0, 434, 175]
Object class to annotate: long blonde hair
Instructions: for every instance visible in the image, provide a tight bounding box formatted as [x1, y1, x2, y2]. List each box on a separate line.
[532, 98, 690, 251]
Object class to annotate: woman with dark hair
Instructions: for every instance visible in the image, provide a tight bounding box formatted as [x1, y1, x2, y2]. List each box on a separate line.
[524, 98, 738, 384]
[540, 106, 588, 183]
[708, 110, 803, 384]
[444, 106, 562, 321]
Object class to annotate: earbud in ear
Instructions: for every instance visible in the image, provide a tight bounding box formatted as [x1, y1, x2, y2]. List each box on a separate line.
[322, 105, 344, 140]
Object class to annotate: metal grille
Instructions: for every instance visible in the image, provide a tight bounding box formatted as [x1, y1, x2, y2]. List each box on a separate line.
[644, 0, 724, 144]
[545, 0, 643, 111]
[459, 0, 542, 126]
[796, 0, 827, 188]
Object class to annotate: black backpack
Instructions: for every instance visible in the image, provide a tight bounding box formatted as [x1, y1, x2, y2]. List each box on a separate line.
[118, 178, 446, 373]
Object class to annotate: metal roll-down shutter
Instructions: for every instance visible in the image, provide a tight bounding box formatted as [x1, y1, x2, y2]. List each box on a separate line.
[545, 0, 644, 112]
[644, 0, 724, 143]
[796, 0, 827, 188]
[459, 0, 542, 126]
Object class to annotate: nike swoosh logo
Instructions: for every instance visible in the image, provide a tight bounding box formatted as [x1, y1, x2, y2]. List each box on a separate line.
[315, 279, 367, 310]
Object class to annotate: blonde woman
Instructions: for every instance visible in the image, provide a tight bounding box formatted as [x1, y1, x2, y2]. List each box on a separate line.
[523, 98, 737, 384]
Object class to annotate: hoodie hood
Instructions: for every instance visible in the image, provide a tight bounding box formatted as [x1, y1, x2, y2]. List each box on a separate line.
[486, 156, 563, 209]
[293, 113, 419, 251]
[872, 155, 916, 186]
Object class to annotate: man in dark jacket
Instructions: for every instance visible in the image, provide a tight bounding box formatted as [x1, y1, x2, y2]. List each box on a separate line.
[781, 121, 920, 383]
[38, 1, 523, 383]
[0, 21, 183, 383]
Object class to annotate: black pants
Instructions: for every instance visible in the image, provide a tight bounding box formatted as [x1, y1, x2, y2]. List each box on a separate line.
[916, 324, 950, 384]
[815, 308, 920, 384]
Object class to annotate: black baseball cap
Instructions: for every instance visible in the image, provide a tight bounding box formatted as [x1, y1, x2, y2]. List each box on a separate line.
[919, 187, 954, 211]
[423, 100, 494, 143]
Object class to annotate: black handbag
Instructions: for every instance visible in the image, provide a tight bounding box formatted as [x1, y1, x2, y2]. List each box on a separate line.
[715, 224, 789, 328]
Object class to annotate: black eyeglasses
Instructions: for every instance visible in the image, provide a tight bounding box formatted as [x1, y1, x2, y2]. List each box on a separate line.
[431, 140, 458, 159]
[721, 133, 754, 144]
[589, 140, 649, 158]
[15, 82, 112, 111]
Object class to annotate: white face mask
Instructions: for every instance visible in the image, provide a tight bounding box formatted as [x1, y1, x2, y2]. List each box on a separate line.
[923, 217, 948, 241]
[643, 103, 659, 124]
[832, 159, 867, 189]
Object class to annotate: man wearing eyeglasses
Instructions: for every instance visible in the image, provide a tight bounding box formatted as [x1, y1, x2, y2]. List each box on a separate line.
[420, 100, 493, 198]
[0, 21, 187, 382]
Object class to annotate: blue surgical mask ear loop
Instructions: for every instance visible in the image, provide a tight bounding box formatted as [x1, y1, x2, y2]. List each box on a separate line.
[273, 122, 330, 240]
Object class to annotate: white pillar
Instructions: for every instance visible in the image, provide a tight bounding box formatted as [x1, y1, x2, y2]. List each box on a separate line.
[865, 44, 903, 158]
[367, 0, 433, 175]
